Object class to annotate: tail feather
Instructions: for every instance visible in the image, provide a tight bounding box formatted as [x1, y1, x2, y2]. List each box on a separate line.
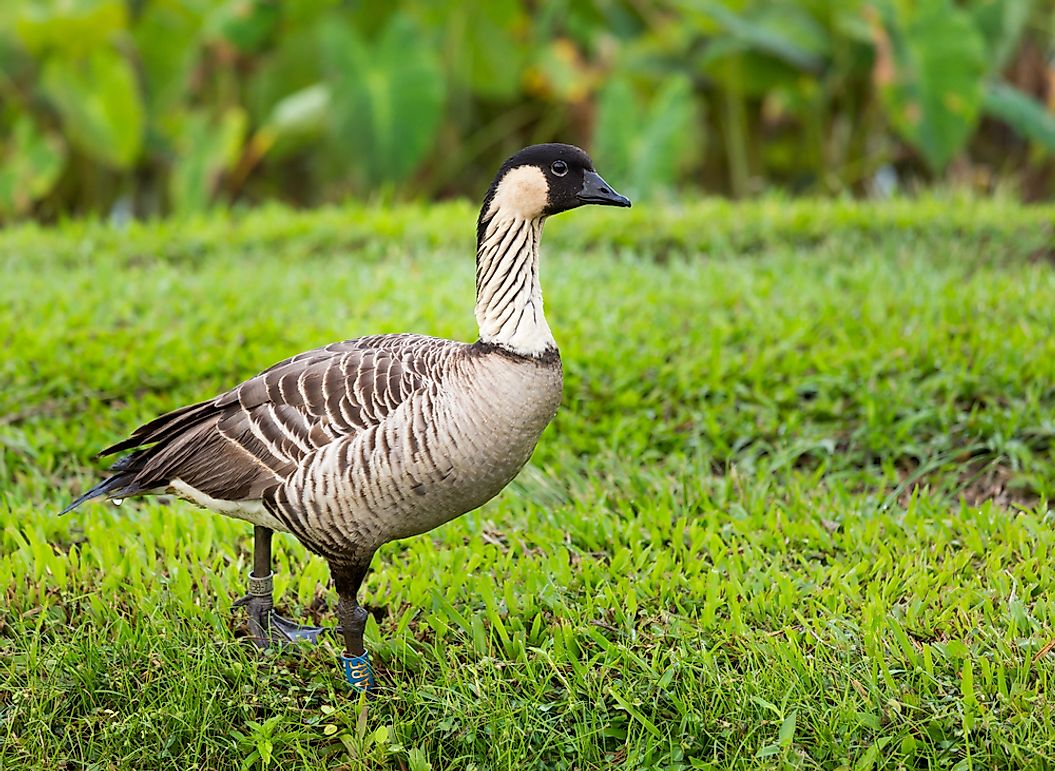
[59, 472, 137, 516]
[64, 396, 218, 516]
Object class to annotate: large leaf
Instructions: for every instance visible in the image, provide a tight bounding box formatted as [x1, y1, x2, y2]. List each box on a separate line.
[593, 78, 637, 182]
[968, 0, 1034, 73]
[593, 74, 700, 198]
[14, 0, 125, 57]
[169, 108, 247, 213]
[258, 84, 330, 157]
[424, 0, 527, 100]
[873, 0, 988, 172]
[41, 48, 145, 169]
[245, 23, 325, 126]
[984, 82, 1055, 152]
[634, 76, 701, 193]
[206, 0, 280, 54]
[686, 0, 826, 73]
[0, 28, 33, 84]
[0, 116, 66, 216]
[320, 15, 444, 186]
[132, 1, 206, 116]
[688, 1, 830, 98]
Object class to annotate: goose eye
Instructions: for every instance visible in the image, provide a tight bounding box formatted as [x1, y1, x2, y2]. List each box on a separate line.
[550, 160, 568, 177]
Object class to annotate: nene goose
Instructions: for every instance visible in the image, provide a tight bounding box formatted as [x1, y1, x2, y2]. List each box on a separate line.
[63, 144, 630, 691]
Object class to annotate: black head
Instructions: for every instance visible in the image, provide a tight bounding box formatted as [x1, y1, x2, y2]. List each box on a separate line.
[477, 143, 630, 242]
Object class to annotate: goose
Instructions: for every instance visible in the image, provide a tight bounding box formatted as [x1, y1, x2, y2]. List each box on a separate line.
[62, 144, 631, 691]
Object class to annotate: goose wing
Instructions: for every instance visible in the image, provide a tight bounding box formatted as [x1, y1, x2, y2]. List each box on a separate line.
[65, 335, 452, 512]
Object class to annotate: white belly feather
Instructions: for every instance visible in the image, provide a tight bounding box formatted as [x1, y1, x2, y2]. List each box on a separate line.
[170, 478, 289, 532]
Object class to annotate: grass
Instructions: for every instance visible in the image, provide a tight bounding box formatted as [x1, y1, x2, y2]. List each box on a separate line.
[3, 195, 1055, 769]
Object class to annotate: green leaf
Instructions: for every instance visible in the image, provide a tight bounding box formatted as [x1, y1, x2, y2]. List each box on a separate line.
[593, 78, 635, 180]
[854, 742, 880, 771]
[961, 657, 977, 705]
[208, 0, 280, 53]
[169, 108, 247, 213]
[245, 23, 324, 125]
[968, 0, 1034, 73]
[984, 82, 1055, 151]
[686, 0, 826, 72]
[689, 1, 833, 99]
[257, 737, 272, 766]
[424, 0, 527, 99]
[635, 76, 700, 192]
[755, 743, 782, 758]
[321, 14, 444, 186]
[132, 1, 206, 115]
[407, 747, 432, 771]
[778, 710, 797, 746]
[261, 84, 330, 155]
[593, 73, 700, 197]
[874, 0, 988, 172]
[0, 116, 66, 216]
[41, 47, 144, 169]
[14, 0, 126, 57]
[609, 689, 664, 740]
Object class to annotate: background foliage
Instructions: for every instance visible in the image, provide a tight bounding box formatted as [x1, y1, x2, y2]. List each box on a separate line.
[1, 0, 1054, 220]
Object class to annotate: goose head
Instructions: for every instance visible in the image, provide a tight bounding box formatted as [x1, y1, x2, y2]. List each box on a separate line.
[478, 143, 630, 232]
[473, 144, 630, 356]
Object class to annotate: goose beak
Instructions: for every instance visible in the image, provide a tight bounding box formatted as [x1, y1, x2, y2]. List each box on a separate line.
[577, 171, 631, 207]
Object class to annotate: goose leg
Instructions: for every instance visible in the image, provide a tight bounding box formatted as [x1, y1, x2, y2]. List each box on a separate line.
[333, 560, 375, 692]
[233, 526, 325, 647]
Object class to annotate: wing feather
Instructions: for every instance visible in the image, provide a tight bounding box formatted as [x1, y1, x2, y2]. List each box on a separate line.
[77, 335, 456, 509]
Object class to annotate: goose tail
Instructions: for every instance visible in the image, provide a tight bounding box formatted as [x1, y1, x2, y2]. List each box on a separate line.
[59, 471, 141, 515]
[59, 453, 147, 515]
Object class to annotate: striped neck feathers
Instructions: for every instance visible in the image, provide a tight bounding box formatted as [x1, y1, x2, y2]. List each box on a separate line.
[474, 210, 556, 358]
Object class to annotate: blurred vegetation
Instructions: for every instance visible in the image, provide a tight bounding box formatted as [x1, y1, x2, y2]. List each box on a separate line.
[1, 0, 1054, 221]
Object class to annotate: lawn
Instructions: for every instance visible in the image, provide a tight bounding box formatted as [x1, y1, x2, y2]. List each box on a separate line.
[3, 197, 1055, 769]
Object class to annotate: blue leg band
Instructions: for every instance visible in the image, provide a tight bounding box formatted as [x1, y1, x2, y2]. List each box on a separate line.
[341, 651, 375, 692]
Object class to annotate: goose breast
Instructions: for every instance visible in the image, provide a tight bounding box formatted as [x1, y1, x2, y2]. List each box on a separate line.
[275, 344, 563, 554]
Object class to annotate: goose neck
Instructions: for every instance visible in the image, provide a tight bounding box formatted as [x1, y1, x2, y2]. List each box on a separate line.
[474, 214, 555, 357]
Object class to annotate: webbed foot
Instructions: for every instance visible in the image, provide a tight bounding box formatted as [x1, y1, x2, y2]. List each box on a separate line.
[233, 571, 325, 648]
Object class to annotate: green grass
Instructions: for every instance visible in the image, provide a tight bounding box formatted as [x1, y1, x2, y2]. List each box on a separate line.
[3, 196, 1055, 769]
